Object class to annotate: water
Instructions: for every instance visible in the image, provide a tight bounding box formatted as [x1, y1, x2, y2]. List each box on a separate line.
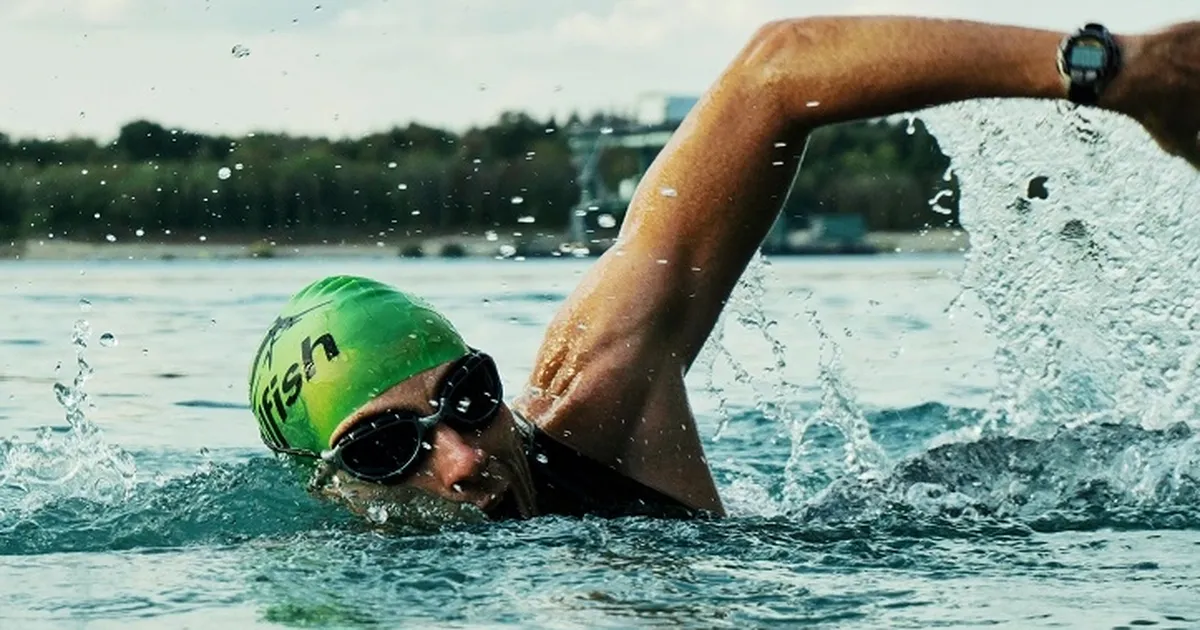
[1, 101, 1199, 628]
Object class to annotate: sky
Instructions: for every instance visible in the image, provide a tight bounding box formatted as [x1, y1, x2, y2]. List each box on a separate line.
[0, 0, 1195, 141]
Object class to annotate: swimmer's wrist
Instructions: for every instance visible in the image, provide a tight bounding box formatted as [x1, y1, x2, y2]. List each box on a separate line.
[1094, 33, 1146, 117]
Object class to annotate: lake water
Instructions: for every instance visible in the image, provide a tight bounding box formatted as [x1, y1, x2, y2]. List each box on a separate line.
[1, 253, 1198, 629]
[3, 100, 1200, 628]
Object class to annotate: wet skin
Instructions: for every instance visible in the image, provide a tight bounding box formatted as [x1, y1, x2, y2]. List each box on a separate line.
[320, 360, 538, 520]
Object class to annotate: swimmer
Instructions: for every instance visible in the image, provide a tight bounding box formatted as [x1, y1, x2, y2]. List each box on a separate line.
[248, 17, 1200, 520]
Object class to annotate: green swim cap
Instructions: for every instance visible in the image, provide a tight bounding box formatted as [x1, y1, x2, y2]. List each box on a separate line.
[248, 275, 470, 455]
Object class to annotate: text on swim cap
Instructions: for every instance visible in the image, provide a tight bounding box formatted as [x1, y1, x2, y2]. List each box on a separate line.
[257, 332, 340, 448]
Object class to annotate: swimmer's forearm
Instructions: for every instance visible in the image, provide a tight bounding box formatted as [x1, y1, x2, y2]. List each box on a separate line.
[743, 17, 1072, 126]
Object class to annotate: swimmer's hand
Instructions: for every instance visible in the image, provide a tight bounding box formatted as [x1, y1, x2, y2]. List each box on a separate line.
[1106, 22, 1200, 169]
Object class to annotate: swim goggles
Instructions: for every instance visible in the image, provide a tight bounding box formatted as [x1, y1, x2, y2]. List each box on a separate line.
[279, 349, 504, 484]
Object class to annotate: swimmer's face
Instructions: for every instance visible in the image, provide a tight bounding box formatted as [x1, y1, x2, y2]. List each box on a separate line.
[319, 359, 537, 521]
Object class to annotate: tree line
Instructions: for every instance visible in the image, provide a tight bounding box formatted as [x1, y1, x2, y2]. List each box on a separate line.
[0, 112, 959, 243]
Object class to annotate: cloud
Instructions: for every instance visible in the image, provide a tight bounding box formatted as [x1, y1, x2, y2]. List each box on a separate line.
[6, 0, 135, 26]
[550, 0, 777, 50]
[1, 0, 1197, 139]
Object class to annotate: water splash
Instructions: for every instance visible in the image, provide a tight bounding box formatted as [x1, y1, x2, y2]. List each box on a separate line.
[0, 318, 137, 517]
[796, 420, 1200, 533]
[696, 252, 886, 509]
[0, 457, 350, 556]
[767, 100, 1200, 530]
[793, 304, 888, 490]
[920, 100, 1200, 436]
[702, 100, 1198, 520]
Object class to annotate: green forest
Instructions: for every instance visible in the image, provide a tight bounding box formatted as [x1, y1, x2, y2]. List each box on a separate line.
[0, 112, 959, 245]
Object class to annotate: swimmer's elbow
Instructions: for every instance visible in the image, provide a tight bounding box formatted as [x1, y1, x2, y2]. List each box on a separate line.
[730, 18, 836, 117]
[738, 19, 823, 73]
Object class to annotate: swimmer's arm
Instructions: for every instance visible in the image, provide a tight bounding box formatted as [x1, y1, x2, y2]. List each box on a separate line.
[526, 17, 1122, 513]
[599, 17, 1081, 369]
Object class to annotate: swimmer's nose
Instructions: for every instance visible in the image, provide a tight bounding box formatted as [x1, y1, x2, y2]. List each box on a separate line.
[425, 424, 488, 493]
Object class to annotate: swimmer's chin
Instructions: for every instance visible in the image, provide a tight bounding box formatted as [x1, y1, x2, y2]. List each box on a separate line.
[313, 474, 530, 526]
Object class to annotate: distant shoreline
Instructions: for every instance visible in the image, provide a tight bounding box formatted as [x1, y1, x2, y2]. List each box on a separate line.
[2, 229, 968, 261]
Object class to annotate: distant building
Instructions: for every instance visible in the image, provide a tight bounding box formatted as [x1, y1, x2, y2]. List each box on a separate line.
[565, 93, 874, 256]
[635, 93, 699, 127]
[565, 93, 701, 250]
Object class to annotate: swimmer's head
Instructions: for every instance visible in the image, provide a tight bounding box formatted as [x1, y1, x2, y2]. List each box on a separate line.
[248, 275, 536, 520]
[248, 275, 471, 454]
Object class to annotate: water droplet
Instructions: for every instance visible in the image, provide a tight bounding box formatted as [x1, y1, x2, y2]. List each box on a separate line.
[659, 187, 678, 198]
[199, 235, 207, 242]
[397, 183, 408, 190]
[928, 190, 954, 214]
[387, 161, 397, 169]
[366, 504, 389, 524]
[535, 453, 549, 464]
[511, 196, 525, 205]
[217, 167, 232, 180]
[99, 332, 117, 347]
[93, 213, 101, 219]
[81, 168, 89, 175]
[231, 44, 251, 58]
[499, 244, 517, 258]
[235, 163, 245, 171]
[105, 234, 116, 242]
[135, 228, 145, 237]
[517, 215, 535, 223]
[485, 230, 498, 242]
[806, 100, 820, 108]
[599, 126, 614, 135]
[597, 214, 617, 229]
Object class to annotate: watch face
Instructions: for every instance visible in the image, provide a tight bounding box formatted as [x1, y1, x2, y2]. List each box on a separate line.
[1070, 41, 1107, 70]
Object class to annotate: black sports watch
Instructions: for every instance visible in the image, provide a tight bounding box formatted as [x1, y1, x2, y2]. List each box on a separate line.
[1057, 23, 1122, 106]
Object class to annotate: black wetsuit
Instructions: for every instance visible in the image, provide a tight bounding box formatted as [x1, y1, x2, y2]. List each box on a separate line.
[519, 420, 704, 519]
